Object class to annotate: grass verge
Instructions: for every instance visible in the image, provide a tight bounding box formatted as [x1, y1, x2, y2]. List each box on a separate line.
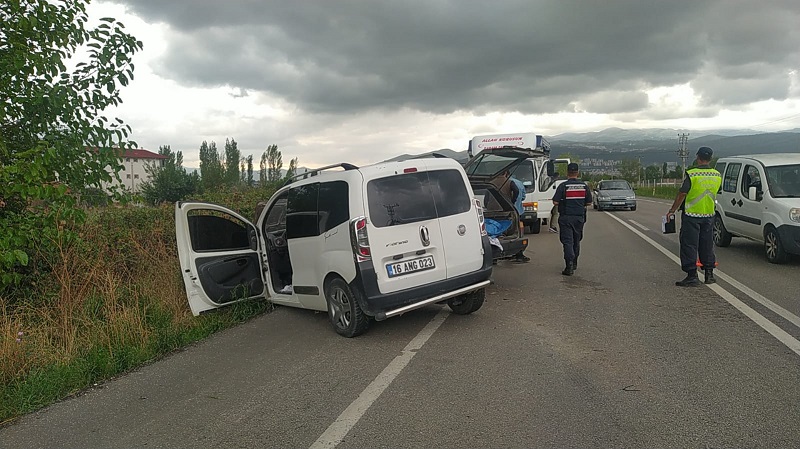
[0, 203, 270, 423]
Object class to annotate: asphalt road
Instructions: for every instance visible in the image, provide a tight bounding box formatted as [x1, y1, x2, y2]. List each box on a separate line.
[3, 198, 800, 448]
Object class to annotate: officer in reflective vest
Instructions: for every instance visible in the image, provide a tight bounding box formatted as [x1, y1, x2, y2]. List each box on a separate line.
[667, 147, 723, 287]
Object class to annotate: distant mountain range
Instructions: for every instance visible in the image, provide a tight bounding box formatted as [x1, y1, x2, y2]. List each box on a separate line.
[383, 128, 800, 167]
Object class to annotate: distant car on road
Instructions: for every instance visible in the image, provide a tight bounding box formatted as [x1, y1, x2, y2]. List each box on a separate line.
[592, 179, 637, 211]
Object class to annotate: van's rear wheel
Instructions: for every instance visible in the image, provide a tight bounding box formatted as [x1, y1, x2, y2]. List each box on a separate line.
[529, 220, 541, 234]
[325, 278, 370, 337]
[448, 288, 485, 315]
[764, 226, 789, 264]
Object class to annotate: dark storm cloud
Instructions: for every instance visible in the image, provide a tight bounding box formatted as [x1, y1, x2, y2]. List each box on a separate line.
[117, 0, 800, 116]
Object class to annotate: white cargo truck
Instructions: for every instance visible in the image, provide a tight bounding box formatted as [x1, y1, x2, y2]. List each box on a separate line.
[468, 132, 570, 234]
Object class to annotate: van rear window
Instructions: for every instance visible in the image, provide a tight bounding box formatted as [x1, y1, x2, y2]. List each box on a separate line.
[367, 169, 471, 228]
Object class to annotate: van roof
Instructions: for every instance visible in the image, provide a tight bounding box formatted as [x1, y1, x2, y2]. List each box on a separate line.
[721, 153, 800, 166]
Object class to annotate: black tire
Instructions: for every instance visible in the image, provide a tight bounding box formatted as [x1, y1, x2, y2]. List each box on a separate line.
[325, 278, 370, 337]
[713, 214, 732, 247]
[630, 205, 637, 211]
[448, 288, 485, 315]
[529, 219, 541, 234]
[764, 226, 789, 264]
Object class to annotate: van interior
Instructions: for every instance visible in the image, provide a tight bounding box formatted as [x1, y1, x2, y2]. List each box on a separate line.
[472, 186, 520, 242]
[261, 194, 293, 294]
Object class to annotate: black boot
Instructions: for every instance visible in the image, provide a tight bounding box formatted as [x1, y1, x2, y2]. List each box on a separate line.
[675, 270, 701, 287]
[704, 269, 716, 284]
[573, 257, 578, 271]
[562, 261, 574, 276]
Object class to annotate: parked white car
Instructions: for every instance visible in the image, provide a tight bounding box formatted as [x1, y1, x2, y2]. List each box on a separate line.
[713, 153, 800, 263]
[175, 157, 493, 337]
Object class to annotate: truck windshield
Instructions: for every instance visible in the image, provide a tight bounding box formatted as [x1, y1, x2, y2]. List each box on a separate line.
[765, 164, 800, 198]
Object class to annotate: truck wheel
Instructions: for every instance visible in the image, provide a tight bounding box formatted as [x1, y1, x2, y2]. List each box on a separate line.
[713, 214, 732, 247]
[448, 288, 485, 315]
[325, 278, 370, 337]
[630, 205, 637, 211]
[529, 220, 541, 234]
[764, 226, 789, 264]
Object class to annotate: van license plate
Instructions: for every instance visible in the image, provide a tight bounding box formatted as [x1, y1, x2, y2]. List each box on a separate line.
[386, 255, 435, 278]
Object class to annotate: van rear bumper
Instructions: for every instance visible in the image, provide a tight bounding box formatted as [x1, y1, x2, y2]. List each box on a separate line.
[353, 236, 493, 320]
[777, 224, 800, 255]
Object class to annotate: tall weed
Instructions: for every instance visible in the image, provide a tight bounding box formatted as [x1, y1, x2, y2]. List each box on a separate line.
[0, 203, 270, 423]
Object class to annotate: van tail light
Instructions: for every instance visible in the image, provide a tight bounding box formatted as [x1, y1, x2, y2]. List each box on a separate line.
[350, 216, 371, 261]
[475, 199, 487, 236]
[403, 167, 418, 173]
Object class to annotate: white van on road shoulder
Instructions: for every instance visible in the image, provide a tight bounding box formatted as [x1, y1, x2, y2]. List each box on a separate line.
[713, 153, 800, 264]
[175, 157, 493, 337]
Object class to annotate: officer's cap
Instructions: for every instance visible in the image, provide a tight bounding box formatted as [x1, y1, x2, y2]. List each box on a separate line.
[696, 147, 713, 159]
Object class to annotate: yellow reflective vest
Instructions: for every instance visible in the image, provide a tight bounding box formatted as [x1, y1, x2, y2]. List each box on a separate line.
[685, 168, 722, 217]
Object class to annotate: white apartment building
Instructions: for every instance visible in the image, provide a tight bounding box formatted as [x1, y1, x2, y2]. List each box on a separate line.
[103, 148, 167, 193]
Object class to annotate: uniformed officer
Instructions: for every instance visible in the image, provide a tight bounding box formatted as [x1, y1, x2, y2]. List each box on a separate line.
[667, 146, 723, 287]
[552, 163, 592, 276]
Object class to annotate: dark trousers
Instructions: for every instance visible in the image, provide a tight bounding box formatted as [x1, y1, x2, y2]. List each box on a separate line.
[679, 214, 715, 273]
[558, 215, 585, 264]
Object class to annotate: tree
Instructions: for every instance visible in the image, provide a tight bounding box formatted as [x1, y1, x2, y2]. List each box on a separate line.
[139, 145, 200, 204]
[245, 155, 254, 186]
[645, 165, 661, 181]
[259, 152, 268, 185]
[199, 140, 223, 189]
[662, 162, 668, 177]
[223, 137, 240, 185]
[265, 145, 283, 183]
[618, 159, 642, 182]
[284, 157, 298, 181]
[0, 0, 142, 288]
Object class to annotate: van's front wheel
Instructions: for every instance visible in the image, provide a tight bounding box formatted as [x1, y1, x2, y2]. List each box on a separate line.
[765, 226, 789, 264]
[325, 278, 370, 337]
[448, 288, 485, 315]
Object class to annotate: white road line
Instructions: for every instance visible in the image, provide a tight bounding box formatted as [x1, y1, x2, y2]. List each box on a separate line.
[628, 220, 650, 231]
[604, 212, 800, 358]
[637, 198, 672, 204]
[309, 308, 450, 449]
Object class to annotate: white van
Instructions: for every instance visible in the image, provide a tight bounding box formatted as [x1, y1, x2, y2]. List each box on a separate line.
[175, 157, 493, 337]
[468, 132, 568, 233]
[713, 153, 800, 264]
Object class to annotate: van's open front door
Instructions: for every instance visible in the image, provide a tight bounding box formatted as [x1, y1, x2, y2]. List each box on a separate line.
[175, 202, 268, 316]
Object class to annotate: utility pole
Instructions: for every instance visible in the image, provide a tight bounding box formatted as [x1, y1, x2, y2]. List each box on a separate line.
[677, 133, 690, 176]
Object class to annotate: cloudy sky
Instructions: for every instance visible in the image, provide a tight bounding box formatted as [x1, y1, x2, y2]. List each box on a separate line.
[91, 0, 800, 168]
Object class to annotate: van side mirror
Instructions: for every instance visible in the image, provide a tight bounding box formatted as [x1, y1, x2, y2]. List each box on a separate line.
[546, 160, 556, 177]
[749, 186, 763, 201]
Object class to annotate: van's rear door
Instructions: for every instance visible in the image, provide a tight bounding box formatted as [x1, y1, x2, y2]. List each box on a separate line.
[364, 160, 447, 294]
[424, 159, 484, 278]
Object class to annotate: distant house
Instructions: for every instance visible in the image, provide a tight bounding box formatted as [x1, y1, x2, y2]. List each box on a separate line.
[102, 148, 168, 193]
